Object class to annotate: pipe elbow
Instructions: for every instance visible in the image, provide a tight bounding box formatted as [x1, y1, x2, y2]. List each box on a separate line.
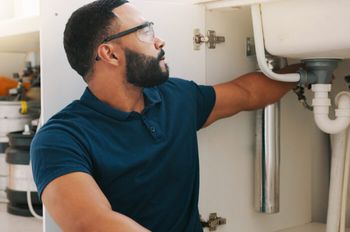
[313, 90, 350, 134]
[314, 114, 350, 134]
[336, 92, 350, 110]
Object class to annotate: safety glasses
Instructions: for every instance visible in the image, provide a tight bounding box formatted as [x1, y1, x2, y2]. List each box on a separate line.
[100, 21, 155, 44]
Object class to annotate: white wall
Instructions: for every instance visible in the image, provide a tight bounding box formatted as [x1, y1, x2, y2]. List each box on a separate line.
[13, 0, 40, 18]
[0, 0, 14, 20]
[0, 0, 39, 20]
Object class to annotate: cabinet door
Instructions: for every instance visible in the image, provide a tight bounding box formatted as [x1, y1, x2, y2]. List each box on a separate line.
[198, 7, 312, 232]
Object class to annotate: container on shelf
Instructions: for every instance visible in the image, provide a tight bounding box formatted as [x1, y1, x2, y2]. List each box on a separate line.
[6, 130, 42, 217]
[0, 100, 35, 204]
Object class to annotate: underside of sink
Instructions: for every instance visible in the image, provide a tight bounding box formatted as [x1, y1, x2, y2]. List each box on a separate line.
[260, 0, 350, 59]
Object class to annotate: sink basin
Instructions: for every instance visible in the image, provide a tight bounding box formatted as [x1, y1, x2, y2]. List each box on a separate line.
[260, 0, 350, 59]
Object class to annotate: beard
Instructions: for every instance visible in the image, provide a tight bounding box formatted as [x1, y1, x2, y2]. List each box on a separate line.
[124, 48, 170, 88]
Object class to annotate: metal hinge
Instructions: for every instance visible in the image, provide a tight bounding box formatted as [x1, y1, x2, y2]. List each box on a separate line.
[201, 213, 227, 231]
[193, 29, 225, 50]
[246, 37, 256, 57]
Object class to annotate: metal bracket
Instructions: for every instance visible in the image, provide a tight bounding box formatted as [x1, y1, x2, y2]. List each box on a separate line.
[201, 213, 227, 231]
[194, 29, 225, 50]
[246, 37, 256, 57]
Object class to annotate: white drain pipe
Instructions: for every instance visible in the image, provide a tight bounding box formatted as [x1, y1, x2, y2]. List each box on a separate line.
[251, 4, 300, 83]
[312, 84, 350, 135]
[311, 84, 350, 232]
[327, 130, 348, 232]
[27, 116, 43, 220]
[340, 126, 350, 232]
[326, 126, 350, 232]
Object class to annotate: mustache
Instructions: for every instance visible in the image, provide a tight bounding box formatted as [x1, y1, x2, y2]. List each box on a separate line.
[157, 49, 165, 61]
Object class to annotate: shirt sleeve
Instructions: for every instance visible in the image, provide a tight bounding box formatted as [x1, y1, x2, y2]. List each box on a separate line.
[189, 81, 216, 130]
[30, 125, 93, 199]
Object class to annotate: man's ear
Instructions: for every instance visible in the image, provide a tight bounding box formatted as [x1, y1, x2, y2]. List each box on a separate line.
[96, 44, 121, 66]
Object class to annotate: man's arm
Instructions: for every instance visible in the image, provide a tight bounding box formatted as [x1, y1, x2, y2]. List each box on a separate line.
[42, 172, 150, 232]
[204, 69, 298, 127]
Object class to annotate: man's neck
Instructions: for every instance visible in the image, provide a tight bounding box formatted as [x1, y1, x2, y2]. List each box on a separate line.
[88, 75, 145, 114]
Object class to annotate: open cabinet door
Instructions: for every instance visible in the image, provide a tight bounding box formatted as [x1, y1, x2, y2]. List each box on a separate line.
[40, 1, 206, 231]
[198, 6, 312, 232]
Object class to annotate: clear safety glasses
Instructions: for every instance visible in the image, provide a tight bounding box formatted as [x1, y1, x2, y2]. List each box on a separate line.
[100, 21, 155, 44]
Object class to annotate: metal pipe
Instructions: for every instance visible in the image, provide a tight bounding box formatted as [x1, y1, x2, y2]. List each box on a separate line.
[255, 101, 280, 213]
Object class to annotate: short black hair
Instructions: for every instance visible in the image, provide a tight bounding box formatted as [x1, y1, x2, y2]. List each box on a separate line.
[63, 0, 128, 81]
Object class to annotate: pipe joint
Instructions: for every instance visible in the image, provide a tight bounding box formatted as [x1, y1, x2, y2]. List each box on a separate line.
[312, 85, 350, 134]
[312, 98, 331, 107]
[335, 92, 350, 117]
[312, 84, 332, 92]
[298, 68, 318, 87]
[336, 92, 350, 108]
[313, 106, 330, 115]
[300, 59, 341, 86]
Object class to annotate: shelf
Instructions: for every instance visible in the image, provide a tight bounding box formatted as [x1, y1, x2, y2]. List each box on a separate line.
[0, 16, 40, 53]
[276, 223, 350, 232]
[195, 0, 278, 10]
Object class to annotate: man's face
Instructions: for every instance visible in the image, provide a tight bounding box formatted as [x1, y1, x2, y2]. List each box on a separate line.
[125, 48, 169, 88]
[112, 4, 169, 87]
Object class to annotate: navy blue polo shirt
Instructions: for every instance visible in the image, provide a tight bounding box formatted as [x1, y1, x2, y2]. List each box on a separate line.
[31, 78, 216, 232]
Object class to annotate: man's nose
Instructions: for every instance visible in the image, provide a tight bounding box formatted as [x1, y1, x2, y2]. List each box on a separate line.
[154, 37, 165, 50]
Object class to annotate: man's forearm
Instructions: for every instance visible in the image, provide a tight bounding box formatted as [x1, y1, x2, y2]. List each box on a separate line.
[236, 72, 297, 110]
[89, 211, 151, 232]
[204, 66, 299, 127]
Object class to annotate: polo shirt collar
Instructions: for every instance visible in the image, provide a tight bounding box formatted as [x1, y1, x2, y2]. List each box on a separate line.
[143, 87, 162, 108]
[80, 87, 162, 120]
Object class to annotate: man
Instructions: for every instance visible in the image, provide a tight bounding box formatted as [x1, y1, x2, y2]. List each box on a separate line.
[31, 0, 297, 231]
